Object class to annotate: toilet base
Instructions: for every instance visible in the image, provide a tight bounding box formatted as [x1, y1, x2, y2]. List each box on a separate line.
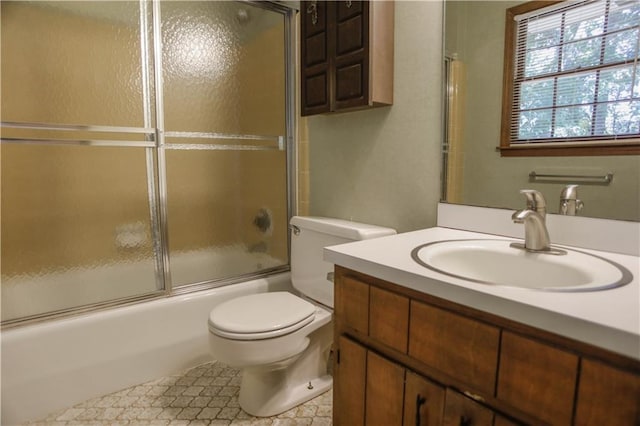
[237, 323, 333, 417]
[239, 371, 332, 417]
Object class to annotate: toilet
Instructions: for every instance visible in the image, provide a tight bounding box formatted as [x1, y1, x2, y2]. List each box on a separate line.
[207, 216, 396, 417]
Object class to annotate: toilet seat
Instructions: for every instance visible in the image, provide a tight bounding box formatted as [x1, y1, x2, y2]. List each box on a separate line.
[208, 292, 316, 340]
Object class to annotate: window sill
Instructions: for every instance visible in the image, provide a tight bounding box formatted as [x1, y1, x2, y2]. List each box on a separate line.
[498, 143, 640, 157]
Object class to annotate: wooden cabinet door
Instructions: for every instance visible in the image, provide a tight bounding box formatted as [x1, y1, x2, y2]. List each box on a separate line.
[575, 358, 640, 425]
[366, 350, 405, 426]
[333, 336, 367, 426]
[333, 0, 370, 110]
[403, 371, 445, 426]
[442, 388, 494, 426]
[300, 0, 331, 115]
[497, 332, 578, 425]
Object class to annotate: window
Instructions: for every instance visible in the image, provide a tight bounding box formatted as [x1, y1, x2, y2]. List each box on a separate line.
[501, 0, 640, 156]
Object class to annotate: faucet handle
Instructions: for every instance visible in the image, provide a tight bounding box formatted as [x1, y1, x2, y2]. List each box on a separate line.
[560, 184, 579, 200]
[559, 185, 584, 215]
[519, 189, 547, 215]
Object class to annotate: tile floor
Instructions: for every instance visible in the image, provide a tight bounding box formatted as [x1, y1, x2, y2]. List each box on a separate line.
[24, 361, 332, 426]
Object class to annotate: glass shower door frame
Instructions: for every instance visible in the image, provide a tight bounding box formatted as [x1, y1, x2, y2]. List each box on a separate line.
[0, 0, 297, 326]
[151, 0, 297, 294]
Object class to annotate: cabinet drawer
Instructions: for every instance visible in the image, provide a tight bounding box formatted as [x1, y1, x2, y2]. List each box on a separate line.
[497, 332, 578, 425]
[370, 285, 409, 353]
[335, 275, 369, 335]
[575, 358, 640, 425]
[409, 300, 500, 394]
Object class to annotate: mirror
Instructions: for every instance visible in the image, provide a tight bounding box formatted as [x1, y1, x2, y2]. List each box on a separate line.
[443, 1, 640, 222]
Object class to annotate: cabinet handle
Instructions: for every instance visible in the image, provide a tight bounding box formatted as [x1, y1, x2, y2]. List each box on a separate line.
[459, 416, 472, 426]
[306, 1, 318, 25]
[346, 0, 353, 7]
[415, 394, 427, 426]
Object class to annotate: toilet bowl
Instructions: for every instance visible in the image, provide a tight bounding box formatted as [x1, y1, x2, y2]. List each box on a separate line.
[207, 216, 396, 417]
[208, 292, 333, 417]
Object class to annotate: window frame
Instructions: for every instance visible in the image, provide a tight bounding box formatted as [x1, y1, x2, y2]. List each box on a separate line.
[500, 0, 640, 157]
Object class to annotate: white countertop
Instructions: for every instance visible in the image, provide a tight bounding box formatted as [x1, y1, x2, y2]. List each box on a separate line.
[324, 227, 640, 361]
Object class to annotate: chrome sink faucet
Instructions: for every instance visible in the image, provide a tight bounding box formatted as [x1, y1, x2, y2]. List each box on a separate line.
[511, 189, 551, 252]
[559, 184, 584, 216]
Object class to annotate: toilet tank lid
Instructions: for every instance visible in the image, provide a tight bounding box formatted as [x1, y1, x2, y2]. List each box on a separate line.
[290, 216, 396, 241]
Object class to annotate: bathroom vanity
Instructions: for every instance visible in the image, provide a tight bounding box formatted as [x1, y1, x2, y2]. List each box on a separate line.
[326, 226, 640, 425]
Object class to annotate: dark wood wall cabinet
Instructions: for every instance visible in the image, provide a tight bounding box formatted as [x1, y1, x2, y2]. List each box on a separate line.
[333, 266, 640, 426]
[300, 0, 394, 116]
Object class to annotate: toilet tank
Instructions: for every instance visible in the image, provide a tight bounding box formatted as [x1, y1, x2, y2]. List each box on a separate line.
[290, 216, 396, 308]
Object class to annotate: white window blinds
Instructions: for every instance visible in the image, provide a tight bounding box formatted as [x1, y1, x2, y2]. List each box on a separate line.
[510, 0, 639, 145]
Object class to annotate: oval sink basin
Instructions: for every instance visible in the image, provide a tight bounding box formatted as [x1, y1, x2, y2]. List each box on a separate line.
[411, 239, 632, 291]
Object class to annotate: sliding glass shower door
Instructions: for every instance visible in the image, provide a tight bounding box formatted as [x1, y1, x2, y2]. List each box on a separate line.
[0, 1, 293, 324]
[159, 1, 288, 287]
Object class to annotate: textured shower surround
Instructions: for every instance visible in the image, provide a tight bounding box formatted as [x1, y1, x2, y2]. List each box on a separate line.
[24, 362, 332, 425]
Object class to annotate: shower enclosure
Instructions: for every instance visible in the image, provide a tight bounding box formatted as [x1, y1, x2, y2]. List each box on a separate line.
[0, 1, 296, 325]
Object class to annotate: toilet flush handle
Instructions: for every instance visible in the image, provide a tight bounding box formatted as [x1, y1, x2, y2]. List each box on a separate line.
[289, 224, 300, 235]
[326, 272, 334, 283]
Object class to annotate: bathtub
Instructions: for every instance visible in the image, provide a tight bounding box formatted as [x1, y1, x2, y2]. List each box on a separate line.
[1, 271, 292, 425]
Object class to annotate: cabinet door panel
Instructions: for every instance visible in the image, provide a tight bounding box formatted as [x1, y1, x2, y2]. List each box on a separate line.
[575, 358, 640, 425]
[497, 332, 578, 425]
[370, 285, 409, 353]
[404, 371, 445, 426]
[409, 300, 500, 394]
[366, 351, 405, 426]
[337, 14, 364, 55]
[337, 0, 363, 21]
[305, 33, 327, 67]
[334, 336, 367, 426]
[303, 0, 327, 36]
[335, 1, 367, 56]
[442, 389, 494, 426]
[335, 61, 365, 102]
[304, 72, 329, 108]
